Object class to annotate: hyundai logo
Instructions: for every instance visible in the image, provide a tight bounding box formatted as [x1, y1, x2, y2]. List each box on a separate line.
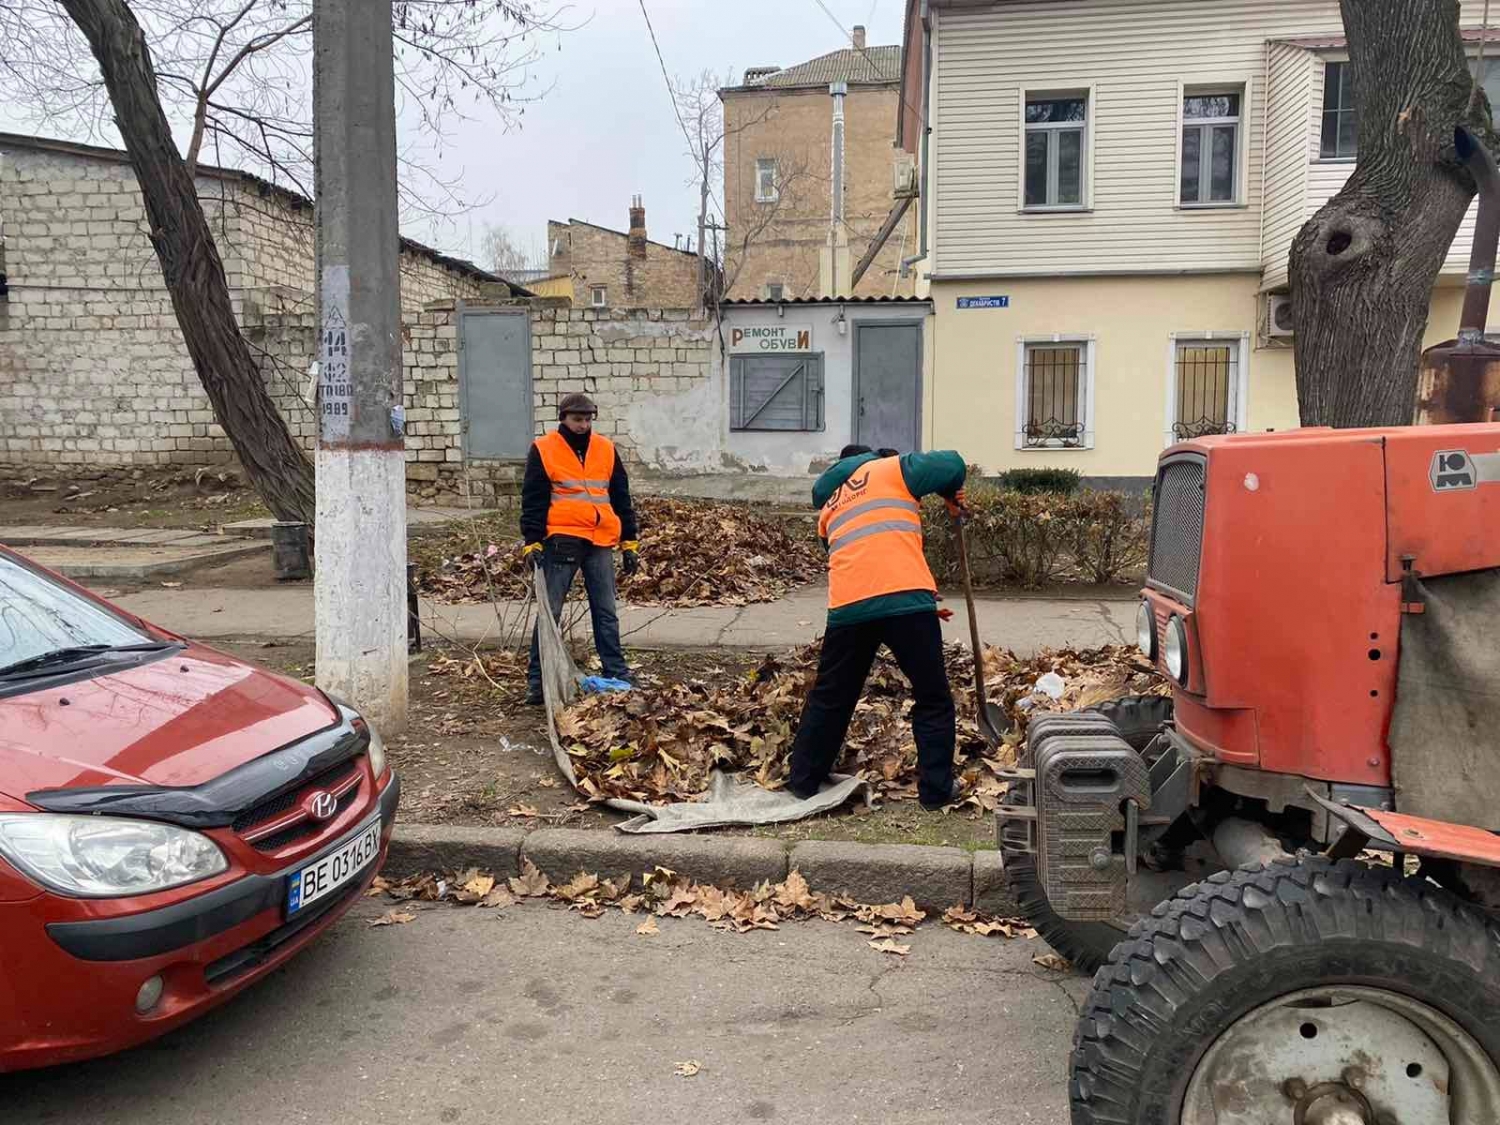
[304, 790, 338, 821]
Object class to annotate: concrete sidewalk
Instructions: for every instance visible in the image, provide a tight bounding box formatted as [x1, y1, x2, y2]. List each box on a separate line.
[111, 581, 1135, 654]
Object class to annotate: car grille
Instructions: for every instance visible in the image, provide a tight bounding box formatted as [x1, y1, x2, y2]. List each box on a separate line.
[203, 879, 365, 988]
[1147, 455, 1207, 605]
[232, 757, 364, 852]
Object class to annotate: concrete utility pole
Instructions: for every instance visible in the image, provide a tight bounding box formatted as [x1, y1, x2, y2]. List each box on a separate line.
[311, 0, 408, 732]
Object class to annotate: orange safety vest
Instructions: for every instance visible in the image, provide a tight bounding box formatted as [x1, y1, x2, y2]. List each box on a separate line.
[818, 455, 936, 609]
[536, 429, 623, 547]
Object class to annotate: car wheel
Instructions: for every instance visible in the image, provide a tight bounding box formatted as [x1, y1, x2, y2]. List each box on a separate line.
[1070, 856, 1500, 1124]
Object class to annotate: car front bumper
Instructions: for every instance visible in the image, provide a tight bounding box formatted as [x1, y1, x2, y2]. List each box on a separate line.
[0, 772, 400, 1072]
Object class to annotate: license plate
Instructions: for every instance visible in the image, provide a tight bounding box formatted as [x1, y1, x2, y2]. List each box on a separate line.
[285, 815, 382, 917]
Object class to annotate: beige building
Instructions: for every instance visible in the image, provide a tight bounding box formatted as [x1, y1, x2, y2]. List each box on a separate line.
[899, 0, 1500, 484]
[545, 199, 705, 310]
[722, 28, 917, 301]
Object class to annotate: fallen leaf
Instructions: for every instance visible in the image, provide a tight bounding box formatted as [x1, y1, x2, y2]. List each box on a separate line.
[674, 1060, 702, 1078]
[160, 581, 183, 589]
[1033, 952, 1072, 972]
[555, 872, 601, 902]
[369, 910, 416, 928]
[507, 804, 542, 819]
[508, 859, 551, 898]
[537, 777, 559, 789]
[868, 938, 912, 956]
[479, 886, 515, 909]
[636, 916, 660, 936]
[773, 870, 817, 912]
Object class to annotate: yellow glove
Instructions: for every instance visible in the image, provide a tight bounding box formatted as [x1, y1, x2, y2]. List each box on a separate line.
[522, 541, 543, 569]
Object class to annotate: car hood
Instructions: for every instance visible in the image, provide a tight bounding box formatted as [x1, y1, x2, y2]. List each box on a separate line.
[0, 646, 338, 800]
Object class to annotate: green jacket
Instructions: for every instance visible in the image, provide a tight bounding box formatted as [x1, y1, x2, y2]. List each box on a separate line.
[812, 450, 966, 628]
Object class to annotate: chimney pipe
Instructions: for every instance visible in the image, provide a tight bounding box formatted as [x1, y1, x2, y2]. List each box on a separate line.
[628, 195, 647, 260]
[852, 25, 866, 50]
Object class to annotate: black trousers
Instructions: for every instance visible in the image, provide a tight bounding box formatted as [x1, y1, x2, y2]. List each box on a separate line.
[787, 610, 956, 806]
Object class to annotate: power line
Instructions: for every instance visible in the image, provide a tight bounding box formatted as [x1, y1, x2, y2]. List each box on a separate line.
[807, 0, 926, 129]
[635, 0, 702, 170]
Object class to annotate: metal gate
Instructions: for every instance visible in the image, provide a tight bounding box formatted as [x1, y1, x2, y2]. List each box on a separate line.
[458, 308, 533, 459]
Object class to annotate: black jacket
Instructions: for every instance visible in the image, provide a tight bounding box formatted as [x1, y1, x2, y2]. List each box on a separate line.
[520, 426, 639, 546]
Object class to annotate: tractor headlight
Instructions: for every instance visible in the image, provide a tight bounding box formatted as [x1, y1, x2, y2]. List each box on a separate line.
[1135, 601, 1155, 661]
[1163, 616, 1189, 684]
[0, 815, 227, 897]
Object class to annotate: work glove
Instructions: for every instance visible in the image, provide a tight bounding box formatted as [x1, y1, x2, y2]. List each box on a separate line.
[944, 488, 970, 520]
[620, 541, 641, 577]
[522, 541, 544, 570]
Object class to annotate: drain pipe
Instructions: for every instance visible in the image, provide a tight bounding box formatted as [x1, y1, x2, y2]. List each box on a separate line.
[900, 0, 933, 279]
[1456, 124, 1500, 342]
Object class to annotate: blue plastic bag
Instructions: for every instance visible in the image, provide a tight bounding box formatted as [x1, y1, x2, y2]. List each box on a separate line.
[579, 675, 632, 695]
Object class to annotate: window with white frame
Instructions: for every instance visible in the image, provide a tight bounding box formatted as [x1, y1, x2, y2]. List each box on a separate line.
[1023, 93, 1088, 209]
[591, 285, 607, 308]
[1180, 91, 1240, 205]
[1170, 336, 1245, 442]
[1320, 61, 1357, 159]
[1016, 338, 1094, 449]
[755, 157, 779, 203]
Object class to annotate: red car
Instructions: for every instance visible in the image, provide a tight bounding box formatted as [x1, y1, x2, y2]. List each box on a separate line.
[0, 545, 400, 1071]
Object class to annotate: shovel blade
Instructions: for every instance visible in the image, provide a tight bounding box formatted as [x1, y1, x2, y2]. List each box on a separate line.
[978, 701, 1014, 745]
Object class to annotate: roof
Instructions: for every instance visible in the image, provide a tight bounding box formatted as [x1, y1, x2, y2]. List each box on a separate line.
[730, 45, 901, 91]
[0, 131, 508, 286]
[551, 217, 699, 259]
[721, 296, 931, 306]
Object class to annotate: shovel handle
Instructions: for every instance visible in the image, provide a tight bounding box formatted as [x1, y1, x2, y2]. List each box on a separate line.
[952, 517, 997, 736]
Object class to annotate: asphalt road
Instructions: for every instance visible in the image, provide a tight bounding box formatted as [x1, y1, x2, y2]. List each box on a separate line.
[4, 897, 1086, 1125]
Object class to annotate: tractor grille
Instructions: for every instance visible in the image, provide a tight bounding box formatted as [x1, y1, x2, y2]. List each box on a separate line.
[1147, 455, 1207, 605]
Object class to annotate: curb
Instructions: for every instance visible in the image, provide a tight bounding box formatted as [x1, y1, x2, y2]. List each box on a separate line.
[385, 823, 1020, 917]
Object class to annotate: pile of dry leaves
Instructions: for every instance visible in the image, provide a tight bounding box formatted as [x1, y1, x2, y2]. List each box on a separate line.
[414, 497, 822, 608]
[557, 643, 1166, 806]
[369, 863, 1041, 958]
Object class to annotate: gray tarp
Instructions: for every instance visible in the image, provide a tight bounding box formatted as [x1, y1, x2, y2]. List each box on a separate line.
[533, 569, 869, 833]
[1389, 569, 1500, 828]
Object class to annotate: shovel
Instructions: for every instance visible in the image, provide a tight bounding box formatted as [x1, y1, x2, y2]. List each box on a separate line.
[952, 515, 1014, 748]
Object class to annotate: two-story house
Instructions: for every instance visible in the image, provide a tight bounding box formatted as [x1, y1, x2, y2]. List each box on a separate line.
[899, 0, 1500, 484]
[722, 28, 917, 300]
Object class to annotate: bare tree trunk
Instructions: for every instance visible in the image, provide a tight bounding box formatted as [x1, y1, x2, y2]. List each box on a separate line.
[697, 163, 709, 308]
[59, 0, 316, 523]
[1289, 0, 1497, 428]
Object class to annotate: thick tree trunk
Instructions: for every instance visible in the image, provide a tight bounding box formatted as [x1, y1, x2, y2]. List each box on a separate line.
[59, 0, 317, 524]
[1289, 0, 1496, 428]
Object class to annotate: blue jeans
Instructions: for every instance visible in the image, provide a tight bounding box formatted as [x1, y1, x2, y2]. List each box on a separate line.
[527, 539, 629, 694]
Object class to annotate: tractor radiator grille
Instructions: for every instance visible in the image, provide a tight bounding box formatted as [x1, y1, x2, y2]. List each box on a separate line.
[1147, 455, 1207, 605]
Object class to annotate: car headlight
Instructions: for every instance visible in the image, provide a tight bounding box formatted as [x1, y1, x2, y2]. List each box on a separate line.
[0, 815, 227, 897]
[1163, 616, 1188, 684]
[365, 723, 388, 780]
[1136, 601, 1156, 660]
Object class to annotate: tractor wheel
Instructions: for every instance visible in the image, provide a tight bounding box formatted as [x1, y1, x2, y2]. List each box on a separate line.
[1070, 857, 1500, 1125]
[1000, 695, 1177, 975]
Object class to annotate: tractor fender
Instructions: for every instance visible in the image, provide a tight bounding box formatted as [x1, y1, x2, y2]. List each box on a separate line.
[1310, 789, 1500, 867]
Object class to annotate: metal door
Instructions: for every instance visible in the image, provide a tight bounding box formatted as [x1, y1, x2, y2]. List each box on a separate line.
[459, 309, 532, 458]
[853, 321, 922, 452]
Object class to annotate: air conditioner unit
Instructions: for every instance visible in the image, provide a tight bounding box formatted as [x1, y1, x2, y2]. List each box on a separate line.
[1266, 294, 1295, 338]
[894, 155, 918, 198]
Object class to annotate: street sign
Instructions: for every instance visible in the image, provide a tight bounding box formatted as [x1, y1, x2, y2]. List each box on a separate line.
[957, 295, 1009, 309]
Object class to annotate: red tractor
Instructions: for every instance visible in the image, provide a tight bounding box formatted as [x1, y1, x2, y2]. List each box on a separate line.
[1000, 422, 1500, 1124]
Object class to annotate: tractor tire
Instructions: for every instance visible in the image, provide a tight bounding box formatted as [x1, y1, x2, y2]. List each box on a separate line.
[1000, 784, 1129, 975]
[1000, 695, 1175, 975]
[1070, 857, 1500, 1124]
[1085, 694, 1173, 754]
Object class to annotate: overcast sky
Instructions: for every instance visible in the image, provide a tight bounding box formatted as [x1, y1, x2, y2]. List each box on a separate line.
[410, 0, 907, 265]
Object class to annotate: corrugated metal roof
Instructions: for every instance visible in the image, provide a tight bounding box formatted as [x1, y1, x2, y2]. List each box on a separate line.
[721, 295, 930, 306]
[744, 45, 900, 89]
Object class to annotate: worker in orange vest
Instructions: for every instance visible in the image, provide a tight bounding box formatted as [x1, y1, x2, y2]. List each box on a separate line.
[521, 392, 639, 704]
[786, 444, 968, 811]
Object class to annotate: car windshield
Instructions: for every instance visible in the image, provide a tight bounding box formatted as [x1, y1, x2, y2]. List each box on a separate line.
[0, 554, 150, 671]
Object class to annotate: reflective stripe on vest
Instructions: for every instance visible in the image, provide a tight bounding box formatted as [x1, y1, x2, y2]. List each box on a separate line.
[818, 457, 936, 610]
[537, 430, 623, 547]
